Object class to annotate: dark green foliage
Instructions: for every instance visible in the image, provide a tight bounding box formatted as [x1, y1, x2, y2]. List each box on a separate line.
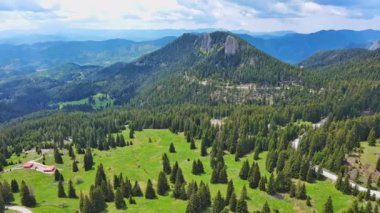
[190, 139, 196, 150]
[129, 127, 135, 139]
[368, 128, 376, 146]
[54, 169, 63, 182]
[83, 147, 94, 171]
[11, 179, 19, 193]
[132, 181, 143, 197]
[72, 160, 79, 172]
[186, 181, 198, 199]
[239, 160, 250, 180]
[145, 179, 157, 199]
[54, 147, 63, 164]
[229, 192, 237, 212]
[162, 153, 172, 175]
[236, 192, 248, 213]
[0, 181, 14, 204]
[0, 192, 4, 213]
[296, 182, 307, 200]
[225, 180, 235, 206]
[129, 196, 136, 204]
[58, 181, 66, 198]
[192, 159, 204, 175]
[157, 171, 170, 196]
[90, 186, 107, 212]
[267, 173, 276, 195]
[176, 168, 186, 185]
[170, 161, 179, 183]
[169, 142, 176, 153]
[20, 181, 36, 207]
[68, 180, 77, 198]
[212, 191, 225, 213]
[211, 162, 228, 184]
[95, 164, 106, 186]
[306, 196, 312, 207]
[323, 196, 333, 213]
[173, 180, 187, 200]
[262, 202, 271, 213]
[259, 176, 267, 191]
[248, 162, 260, 189]
[115, 188, 127, 209]
[377, 158, 380, 172]
[275, 171, 291, 193]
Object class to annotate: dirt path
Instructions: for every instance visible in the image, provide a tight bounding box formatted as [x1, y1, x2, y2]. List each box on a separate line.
[6, 205, 33, 213]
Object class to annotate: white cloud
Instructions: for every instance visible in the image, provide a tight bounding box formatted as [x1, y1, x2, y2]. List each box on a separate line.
[0, 0, 379, 32]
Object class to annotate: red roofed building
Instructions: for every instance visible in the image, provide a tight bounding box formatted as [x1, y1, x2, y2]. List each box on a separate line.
[43, 166, 55, 172]
[23, 162, 34, 168]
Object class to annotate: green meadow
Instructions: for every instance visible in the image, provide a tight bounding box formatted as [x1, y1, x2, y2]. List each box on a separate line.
[1, 128, 355, 212]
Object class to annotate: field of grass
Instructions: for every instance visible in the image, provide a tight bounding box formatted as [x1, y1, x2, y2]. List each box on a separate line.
[57, 93, 114, 110]
[1, 128, 356, 212]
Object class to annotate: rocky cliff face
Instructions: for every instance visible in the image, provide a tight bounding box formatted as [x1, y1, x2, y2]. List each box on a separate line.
[200, 33, 212, 50]
[224, 35, 239, 55]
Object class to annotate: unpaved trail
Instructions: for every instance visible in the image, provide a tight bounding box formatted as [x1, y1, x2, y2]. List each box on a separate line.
[6, 205, 33, 213]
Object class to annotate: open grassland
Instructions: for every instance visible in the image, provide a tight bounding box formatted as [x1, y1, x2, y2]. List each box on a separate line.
[1, 128, 355, 212]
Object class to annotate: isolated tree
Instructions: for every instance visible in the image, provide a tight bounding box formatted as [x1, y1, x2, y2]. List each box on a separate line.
[169, 143, 176, 153]
[54, 147, 63, 164]
[115, 188, 127, 209]
[145, 179, 157, 199]
[190, 139, 196, 150]
[58, 181, 66, 198]
[132, 181, 143, 197]
[20, 181, 36, 207]
[157, 171, 170, 195]
[368, 128, 376, 146]
[323, 196, 333, 213]
[306, 196, 312, 207]
[54, 169, 63, 182]
[239, 160, 250, 180]
[72, 160, 79, 172]
[83, 148, 94, 171]
[11, 179, 19, 193]
[162, 153, 172, 175]
[68, 180, 77, 198]
[129, 127, 135, 139]
[212, 191, 224, 213]
[262, 202, 271, 213]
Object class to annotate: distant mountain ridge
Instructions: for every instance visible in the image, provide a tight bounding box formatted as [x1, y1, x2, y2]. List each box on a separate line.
[239, 29, 380, 63]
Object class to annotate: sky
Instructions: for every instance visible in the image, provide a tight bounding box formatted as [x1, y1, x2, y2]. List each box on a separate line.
[0, 0, 379, 33]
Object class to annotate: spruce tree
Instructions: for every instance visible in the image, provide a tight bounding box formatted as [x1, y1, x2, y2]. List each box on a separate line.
[226, 180, 235, 206]
[90, 186, 106, 212]
[11, 179, 19, 193]
[186, 191, 200, 213]
[129, 196, 136, 204]
[72, 160, 79, 172]
[176, 168, 186, 185]
[83, 147, 94, 171]
[267, 173, 276, 195]
[0, 192, 4, 213]
[145, 179, 157, 199]
[54, 147, 63, 164]
[376, 158, 380, 171]
[68, 180, 77, 198]
[192, 160, 199, 175]
[368, 128, 376, 146]
[262, 202, 271, 213]
[20, 181, 36, 207]
[170, 162, 179, 183]
[240, 185, 248, 201]
[201, 139, 208, 156]
[173, 178, 187, 200]
[169, 143, 176, 153]
[259, 176, 267, 191]
[239, 160, 250, 180]
[218, 165, 228, 184]
[115, 188, 127, 209]
[190, 139, 196, 150]
[197, 159, 204, 174]
[236, 193, 248, 213]
[95, 164, 106, 186]
[229, 192, 237, 212]
[0, 181, 14, 204]
[248, 163, 261, 189]
[212, 191, 225, 213]
[289, 183, 296, 198]
[306, 196, 312, 207]
[162, 153, 172, 175]
[132, 181, 143, 197]
[323, 196, 333, 213]
[157, 171, 170, 196]
[58, 181, 66, 198]
[297, 183, 307, 200]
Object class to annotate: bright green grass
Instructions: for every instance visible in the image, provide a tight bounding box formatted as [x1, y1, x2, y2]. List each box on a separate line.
[0, 129, 355, 212]
[57, 93, 114, 110]
[4, 151, 41, 170]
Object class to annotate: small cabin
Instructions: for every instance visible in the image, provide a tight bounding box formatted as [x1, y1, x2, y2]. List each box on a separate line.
[43, 166, 55, 172]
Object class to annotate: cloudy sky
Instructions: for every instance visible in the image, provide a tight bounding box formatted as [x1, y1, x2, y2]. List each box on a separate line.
[0, 0, 379, 33]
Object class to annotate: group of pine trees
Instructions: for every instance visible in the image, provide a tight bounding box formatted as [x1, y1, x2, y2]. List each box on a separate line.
[0, 179, 36, 211]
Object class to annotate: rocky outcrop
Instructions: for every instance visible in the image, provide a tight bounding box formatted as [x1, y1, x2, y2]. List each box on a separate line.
[200, 33, 212, 50]
[368, 40, 380, 51]
[224, 35, 239, 55]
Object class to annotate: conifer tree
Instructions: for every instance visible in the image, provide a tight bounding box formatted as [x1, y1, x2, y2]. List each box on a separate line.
[212, 191, 225, 213]
[72, 160, 79, 172]
[262, 202, 271, 213]
[95, 164, 106, 186]
[297, 183, 307, 200]
[176, 168, 186, 185]
[129, 127, 135, 139]
[0, 192, 4, 213]
[83, 147, 94, 171]
[90, 186, 106, 212]
[240, 185, 248, 201]
[239, 160, 250, 180]
[368, 128, 376, 146]
[68, 180, 77, 198]
[145, 179, 157, 199]
[162, 153, 172, 175]
[190, 139, 196, 150]
[218, 165, 228, 184]
[170, 161, 179, 183]
[115, 188, 127, 209]
[157, 171, 170, 196]
[225, 180, 235, 206]
[169, 143, 176, 153]
[376, 158, 380, 171]
[58, 181, 66, 198]
[132, 181, 143, 197]
[289, 182, 296, 198]
[248, 163, 261, 189]
[197, 159, 204, 174]
[129, 196, 136, 204]
[236, 192, 248, 213]
[201, 139, 208, 156]
[11, 179, 19, 193]
[259, 176, 267, 191]
[20, 181, 36, 207]
[267, 173, 276, 195]
[173, 178, 187, 200]
[306, 196, 312, 207]
[0, 181, 13, 204]
[306, 166, 316, 183]
[323, 196, 333, 213]
[229, 192, 237, 212]
[54, 147, 63, 164]
[186, 189, 200, 213]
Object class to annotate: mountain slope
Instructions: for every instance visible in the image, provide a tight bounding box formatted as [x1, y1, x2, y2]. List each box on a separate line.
[239, 30, 380, 63]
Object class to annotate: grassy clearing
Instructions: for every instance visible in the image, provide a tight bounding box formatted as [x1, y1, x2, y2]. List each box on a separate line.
[1, 129, 355, 212]
[57, 93, 113, 110]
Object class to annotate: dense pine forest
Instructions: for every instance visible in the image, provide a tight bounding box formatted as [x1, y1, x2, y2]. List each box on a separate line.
[0, 31, 380, 213]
